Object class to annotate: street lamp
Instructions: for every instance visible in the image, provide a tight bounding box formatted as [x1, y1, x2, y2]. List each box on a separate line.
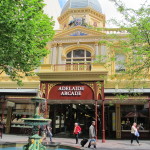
[101, 82, 105, 143]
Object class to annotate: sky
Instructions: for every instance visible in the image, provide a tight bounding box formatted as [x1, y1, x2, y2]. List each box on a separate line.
[44, 0, 149, 29]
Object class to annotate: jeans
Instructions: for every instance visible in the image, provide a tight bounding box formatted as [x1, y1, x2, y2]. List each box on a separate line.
[88, 139, 96, 148]
[47, 131, 52, 142]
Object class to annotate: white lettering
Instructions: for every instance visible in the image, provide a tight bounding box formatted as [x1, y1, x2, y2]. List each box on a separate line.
[60, 91, 82, 96]
[58, 86, 84, 91]
[59, 86, 84, 96]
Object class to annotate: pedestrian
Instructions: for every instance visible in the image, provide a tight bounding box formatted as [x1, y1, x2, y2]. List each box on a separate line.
[46, 121, 53, 143]
[131, 122, 140, 145]
[88, 121, 96, 149]
[73, 122, 81, 144]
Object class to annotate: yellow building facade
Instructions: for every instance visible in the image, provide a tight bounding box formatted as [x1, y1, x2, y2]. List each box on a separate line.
[0, 0, 150, 139]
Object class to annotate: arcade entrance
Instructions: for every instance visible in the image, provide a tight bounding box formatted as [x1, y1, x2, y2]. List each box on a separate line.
[49, 103, 116, 139]
[40, 81, 107, 139]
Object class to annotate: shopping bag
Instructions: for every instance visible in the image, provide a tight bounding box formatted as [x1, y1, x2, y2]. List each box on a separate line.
[135, 131, 140, 137]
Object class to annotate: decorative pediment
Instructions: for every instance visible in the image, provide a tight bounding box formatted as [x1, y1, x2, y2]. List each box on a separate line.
[70, 30, 88, 36]
[54, 26, 105, 39]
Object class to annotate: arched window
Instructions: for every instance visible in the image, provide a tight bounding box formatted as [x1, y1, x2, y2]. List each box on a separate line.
[66, 49, 91, 64]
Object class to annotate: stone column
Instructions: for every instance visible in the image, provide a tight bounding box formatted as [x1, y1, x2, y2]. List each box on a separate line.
[58, 43, 62, 64]
[52, 44, 57, 64]
[116, 104, 121, 139]
[95, 42, 99, 60]
[49, 50, 52, 64]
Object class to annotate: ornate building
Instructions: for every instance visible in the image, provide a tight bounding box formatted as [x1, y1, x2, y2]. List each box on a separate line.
[0, 0, 150, 139]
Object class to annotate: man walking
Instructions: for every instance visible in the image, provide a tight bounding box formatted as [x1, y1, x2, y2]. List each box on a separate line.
[88, 121, 96, 148]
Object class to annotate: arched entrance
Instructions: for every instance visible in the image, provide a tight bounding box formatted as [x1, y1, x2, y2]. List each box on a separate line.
[40, 81, 104, 139]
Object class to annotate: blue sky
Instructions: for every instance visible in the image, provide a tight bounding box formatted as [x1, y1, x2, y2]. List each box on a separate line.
[58, 0, 67, 8]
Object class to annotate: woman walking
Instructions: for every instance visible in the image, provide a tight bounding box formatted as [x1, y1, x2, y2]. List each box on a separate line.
[73, 123, 81, 144]
[46, 121, 53, 143]
[131, 122, 140, 145]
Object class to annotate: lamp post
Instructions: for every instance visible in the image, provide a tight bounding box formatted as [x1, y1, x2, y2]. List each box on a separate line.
[94, 82, 98, 140]
[101, 82, 105, 143]
[0, 95, 6, 121]
[149, 100, 150, 132]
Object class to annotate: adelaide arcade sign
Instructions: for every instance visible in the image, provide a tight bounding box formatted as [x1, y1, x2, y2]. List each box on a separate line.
[58, 86, 84, 96]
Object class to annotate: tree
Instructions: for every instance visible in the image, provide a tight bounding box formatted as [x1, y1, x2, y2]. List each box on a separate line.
[98, 0, 150, 91]
[0, 0, 55, 85]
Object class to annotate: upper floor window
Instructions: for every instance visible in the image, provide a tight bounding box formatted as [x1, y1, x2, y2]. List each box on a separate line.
[66, 49, 91, 64]
[115, 54, 126, 73]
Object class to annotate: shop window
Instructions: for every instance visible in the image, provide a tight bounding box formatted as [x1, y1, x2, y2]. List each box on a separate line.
[66, 49, 91, 64]
[121, 105, 149, 131]
[115, 54, 126, 73]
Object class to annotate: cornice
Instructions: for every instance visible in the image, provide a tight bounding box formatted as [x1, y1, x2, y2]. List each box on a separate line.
[58, 7, 105, 23]
[0, 82, 40, 89]
[38, 71, 108, 82]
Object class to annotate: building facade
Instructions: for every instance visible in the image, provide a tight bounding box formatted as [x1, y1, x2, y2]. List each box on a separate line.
[0, 0, 150, 139]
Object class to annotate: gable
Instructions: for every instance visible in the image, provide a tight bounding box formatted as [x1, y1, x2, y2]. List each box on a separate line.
[54, 26, 105, 38]
[70, 30, 88, 36]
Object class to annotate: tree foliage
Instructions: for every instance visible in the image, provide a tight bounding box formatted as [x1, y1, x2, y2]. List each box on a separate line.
[0, 0, 55, 85]
[99, 0, 150, 90]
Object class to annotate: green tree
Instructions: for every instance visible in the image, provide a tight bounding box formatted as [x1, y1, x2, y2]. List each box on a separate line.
[0, 0, 55, 84]
[99, 0, 150, 90]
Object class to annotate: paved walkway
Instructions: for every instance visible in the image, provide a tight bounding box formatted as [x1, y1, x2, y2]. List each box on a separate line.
[0, 134, 150, 150]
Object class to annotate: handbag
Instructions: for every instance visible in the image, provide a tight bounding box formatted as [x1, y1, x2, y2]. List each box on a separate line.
[90, 139, 96, 145]
[134, 131, 140, 137]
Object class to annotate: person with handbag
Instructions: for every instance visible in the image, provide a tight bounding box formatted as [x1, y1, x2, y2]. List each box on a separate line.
[73, 123, 81, 144]
[131, 122, 140, 145]
[88, 121, 96, 149]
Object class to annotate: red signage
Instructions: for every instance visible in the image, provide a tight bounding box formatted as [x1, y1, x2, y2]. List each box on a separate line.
[48, 85, 94, 100]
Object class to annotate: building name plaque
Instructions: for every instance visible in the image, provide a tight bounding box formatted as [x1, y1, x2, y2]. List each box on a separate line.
[58, 86, 84, 96]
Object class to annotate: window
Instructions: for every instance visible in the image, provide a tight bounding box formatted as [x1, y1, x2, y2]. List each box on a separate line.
[115, 54, 126, 73]
[66, 49, 91, 64]
[121, 105, 149, 131]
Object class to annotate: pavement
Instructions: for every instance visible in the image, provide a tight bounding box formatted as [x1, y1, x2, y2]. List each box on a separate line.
[0, 134, 150, 150]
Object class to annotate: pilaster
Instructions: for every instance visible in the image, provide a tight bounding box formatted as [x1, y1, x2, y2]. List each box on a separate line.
[5, 106, 12, 134]
[94, 42, 99, 60]
[58, 43, 63, 64]
[116, 104, 121, 138]
[52, 43, 57, 64]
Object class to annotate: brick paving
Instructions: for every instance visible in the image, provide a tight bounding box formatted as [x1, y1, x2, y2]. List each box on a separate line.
[0, 134, 150, 150]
